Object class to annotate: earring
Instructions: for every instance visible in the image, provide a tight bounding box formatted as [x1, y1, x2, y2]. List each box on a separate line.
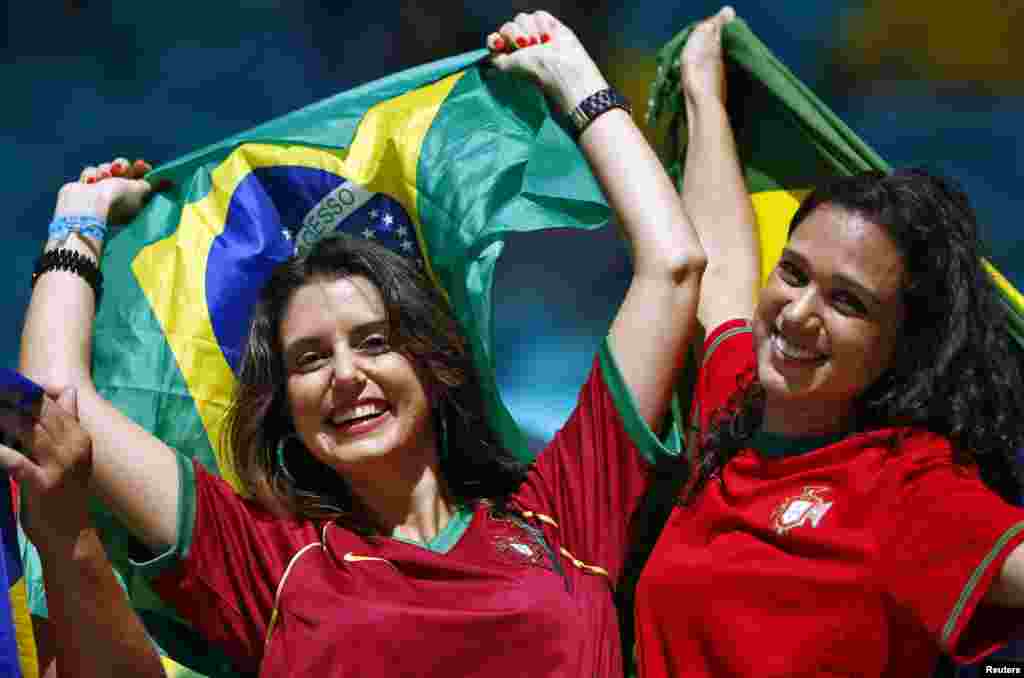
[276, 433, 301, 483]
[273, 432, 351, 517]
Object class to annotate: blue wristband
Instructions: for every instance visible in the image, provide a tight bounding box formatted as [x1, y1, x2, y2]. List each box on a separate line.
[48, 215, 108, 245]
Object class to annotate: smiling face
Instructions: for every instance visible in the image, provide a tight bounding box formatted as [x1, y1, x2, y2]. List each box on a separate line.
[279, 275, 435, 476]
[753, 204, 906, 435]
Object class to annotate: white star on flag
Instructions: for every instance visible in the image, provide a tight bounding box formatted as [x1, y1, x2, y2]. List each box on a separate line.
[362, 228, 375, 239]
[396, 226, 408, 237]
[281, 230, 292, 240]
[382, 213, 394, 227]
[400, 239, 414, 252]
[369, 209, 379, 219]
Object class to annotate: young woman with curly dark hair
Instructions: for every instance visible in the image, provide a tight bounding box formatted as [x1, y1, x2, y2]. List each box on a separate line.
[634, 8, 1024, 678]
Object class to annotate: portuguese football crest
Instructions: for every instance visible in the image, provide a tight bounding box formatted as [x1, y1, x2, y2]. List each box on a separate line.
[770, 486, 833, 535]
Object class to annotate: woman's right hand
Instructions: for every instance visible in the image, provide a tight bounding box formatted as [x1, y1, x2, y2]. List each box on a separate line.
[679, 6, 735, 106]
[53, 158, 154, 250]
[486, 11, 609, 119]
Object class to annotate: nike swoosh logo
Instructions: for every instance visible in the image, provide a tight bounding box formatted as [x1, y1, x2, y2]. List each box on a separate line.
[343, 553, 392, 564]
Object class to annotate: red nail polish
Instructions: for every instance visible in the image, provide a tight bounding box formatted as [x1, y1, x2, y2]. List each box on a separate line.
[529, 36, 538, 46]
[541, 33, 551, 43]
[493, 36, 505, 51]
[110, 162, 126, 176]
[84, 176, 96, 184]
[515, 37, 528, 48]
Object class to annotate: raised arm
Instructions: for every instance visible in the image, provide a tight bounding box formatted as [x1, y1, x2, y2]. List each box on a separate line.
[2, 388, 165, 678]
[678, 7, 760, 331]
[16, 159, 179, 552]
[490, 12, 706, 433]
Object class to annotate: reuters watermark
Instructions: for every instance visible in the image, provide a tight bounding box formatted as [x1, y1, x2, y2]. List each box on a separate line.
[985, 659, 1024, 674]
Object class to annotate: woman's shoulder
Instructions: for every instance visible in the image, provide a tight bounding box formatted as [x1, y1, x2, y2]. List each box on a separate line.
[699, 319, 754, 382]
[190, 459, 324, 542]
[853, 426, 953, 459]
[702, 319, 753, 360]
[849, 426, 971, 485]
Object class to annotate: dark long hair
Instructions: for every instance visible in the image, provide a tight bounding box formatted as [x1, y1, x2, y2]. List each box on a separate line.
[687, 168, 1024, 503]
[223, 235, 527, 526]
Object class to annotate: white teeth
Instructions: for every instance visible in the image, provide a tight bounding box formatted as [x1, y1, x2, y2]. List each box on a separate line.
[772, 331, 823, 361]
[332, 403, 385, 425]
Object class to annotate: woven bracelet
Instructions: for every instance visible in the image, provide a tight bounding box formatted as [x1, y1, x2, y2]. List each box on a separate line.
[48, 215, 108, 246]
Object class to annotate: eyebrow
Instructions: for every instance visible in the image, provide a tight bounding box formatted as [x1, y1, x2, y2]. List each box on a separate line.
[352, 319, 391, 339]
[282, 337, 320, 366]
[282, 319, 391, 364]
[781, 248, 884, 309]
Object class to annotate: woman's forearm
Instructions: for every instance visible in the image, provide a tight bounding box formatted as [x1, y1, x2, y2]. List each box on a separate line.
[38, 529, 166, 678]
[675, 8, 758, 331]
[19, 184, 108, 391]
[682, 91, 759, 329]
[579, 108, 706, 285]
[22, 161, 153, 391]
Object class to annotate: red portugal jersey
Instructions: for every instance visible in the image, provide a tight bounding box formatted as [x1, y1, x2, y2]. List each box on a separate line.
[635, 320, 1024, 677]
[141, 342, 674, 677]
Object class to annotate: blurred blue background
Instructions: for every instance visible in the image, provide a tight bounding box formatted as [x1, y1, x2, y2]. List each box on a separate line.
[5, 0, 1022, 443]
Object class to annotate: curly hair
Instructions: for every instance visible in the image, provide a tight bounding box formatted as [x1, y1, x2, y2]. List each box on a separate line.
[685, 168, 1024, 504]
[223, 234, 527, 527]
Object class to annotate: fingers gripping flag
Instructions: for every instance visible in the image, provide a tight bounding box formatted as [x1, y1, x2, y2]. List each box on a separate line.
[90, 50, 609, 674]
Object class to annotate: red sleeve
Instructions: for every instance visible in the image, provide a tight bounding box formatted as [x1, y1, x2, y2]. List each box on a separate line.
[688, 320, 754, 462]
[513, 341, 672, 582]
[142, 457, 314, 673]
[875, 433, 1024, 662]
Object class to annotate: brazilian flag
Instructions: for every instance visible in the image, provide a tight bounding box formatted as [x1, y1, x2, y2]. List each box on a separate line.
[91, 50, 610, 674]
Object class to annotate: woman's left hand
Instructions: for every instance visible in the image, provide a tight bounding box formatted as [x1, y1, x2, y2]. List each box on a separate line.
[678, 7, 734, 107]
[54, 158, 154, 228]
[0, 387, 94, 550]
[487, 11, 609, 117]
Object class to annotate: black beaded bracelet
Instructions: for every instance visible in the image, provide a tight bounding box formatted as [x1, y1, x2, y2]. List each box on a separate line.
[32, 248, 103, 302]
